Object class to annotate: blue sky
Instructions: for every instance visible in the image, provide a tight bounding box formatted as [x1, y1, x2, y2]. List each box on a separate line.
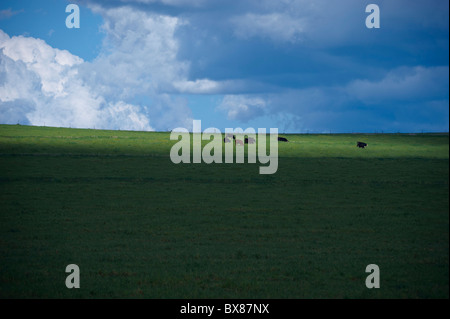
[0, 0, 448, 133]
[0, 0, 103, 60]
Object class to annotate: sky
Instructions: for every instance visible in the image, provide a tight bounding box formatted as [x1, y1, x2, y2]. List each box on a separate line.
[0, 0, 448, 133]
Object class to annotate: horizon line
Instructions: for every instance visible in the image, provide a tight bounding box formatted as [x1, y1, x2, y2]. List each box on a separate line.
[1, 123, 448, 135]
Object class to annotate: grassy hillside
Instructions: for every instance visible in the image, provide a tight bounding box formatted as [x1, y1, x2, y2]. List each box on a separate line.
[0, 124, 448, 298]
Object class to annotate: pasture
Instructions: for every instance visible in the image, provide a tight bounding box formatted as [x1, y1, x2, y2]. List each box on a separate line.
[0, 124, 448, 298]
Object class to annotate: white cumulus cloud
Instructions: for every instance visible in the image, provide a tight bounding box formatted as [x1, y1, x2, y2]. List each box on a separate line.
[0, 29, 154, 130]
[0, 4, 203, 131]
[217, 95, 267, 122]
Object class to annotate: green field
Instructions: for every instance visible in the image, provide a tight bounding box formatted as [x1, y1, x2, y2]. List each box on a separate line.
[0, 124, 448, 298]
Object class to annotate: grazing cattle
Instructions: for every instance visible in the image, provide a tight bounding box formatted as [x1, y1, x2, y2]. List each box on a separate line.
[224, 137, 231, 143]
[278, 137, 288, 142]
[244, 137, 255, 144]
[357, 141, 368, 148]
[235, 139, 244, 146]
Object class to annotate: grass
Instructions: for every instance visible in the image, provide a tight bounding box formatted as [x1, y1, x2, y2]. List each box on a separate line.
[0, 124, 448, 298]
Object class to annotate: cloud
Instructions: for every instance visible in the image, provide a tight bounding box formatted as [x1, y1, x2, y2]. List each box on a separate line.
[0, 29, 153, 130]
[173, 79, 220, 94]
[0, 8, 23, 20]
[119, 0, 207, 6]
[0, 3, 198, 131]
[84, 6, 188, 97]
[347, 66, 449, 103]
[217, 95, 267, 122]
[216, 65, 449, 132]
[172, 78, 258, 94]
[232, 12, 306, 43]
[1, 32, 83, 97]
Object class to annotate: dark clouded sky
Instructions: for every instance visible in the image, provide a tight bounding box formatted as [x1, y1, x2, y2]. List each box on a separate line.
[0, 0, 448, 132]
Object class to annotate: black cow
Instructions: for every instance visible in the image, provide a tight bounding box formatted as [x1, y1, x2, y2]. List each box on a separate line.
[278, 137, 288, 142]
[357, 141, 367, 148]
[244, 137, 255, 144]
